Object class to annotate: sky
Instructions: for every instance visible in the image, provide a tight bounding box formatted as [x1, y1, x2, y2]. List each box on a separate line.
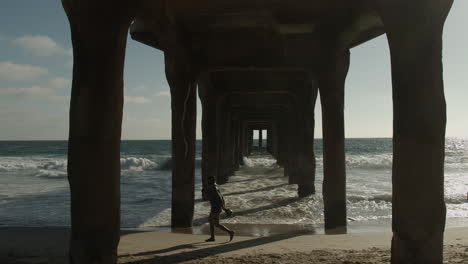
[0, 0, 466, 140]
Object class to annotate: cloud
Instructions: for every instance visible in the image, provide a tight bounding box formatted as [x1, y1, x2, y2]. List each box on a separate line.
[0, 61, 48, 81]
[0, 104, 68, 140]
[47, 77, 71, 89]
[0, 75, 71, 98]
[132, 85, 149, 91]
[0, 86, 54, 97]
[0, 76, 71, 99]
[13, 35, 71, 56]
[154, 90, 170, 97]
[124, 96, 151, 104]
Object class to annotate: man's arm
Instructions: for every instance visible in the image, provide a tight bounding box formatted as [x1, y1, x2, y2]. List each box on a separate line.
[216, 188, 227, 210]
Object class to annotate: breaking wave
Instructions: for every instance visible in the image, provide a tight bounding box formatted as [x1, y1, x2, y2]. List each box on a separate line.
[120, 157, 159, 171]
[243, 156, 279, 168]
[0, 156, 204, 175]
[34, 169, 67, 179]
[120, 157, 202, 171]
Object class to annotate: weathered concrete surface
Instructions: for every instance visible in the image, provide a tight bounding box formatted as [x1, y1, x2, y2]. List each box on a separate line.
[375, 0, 454, 263]
[165, 42, 197, 228]
[198, 73, 219, 199]
[295, 82, 318, 198]
[63, 0, 135, 263]
[318, 49, 350, 234]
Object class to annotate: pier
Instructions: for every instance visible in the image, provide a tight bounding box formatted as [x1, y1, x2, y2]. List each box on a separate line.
[62, 0, 454, 263]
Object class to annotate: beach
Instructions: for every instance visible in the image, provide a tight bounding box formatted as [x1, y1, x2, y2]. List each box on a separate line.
[1, 226, 466, 263]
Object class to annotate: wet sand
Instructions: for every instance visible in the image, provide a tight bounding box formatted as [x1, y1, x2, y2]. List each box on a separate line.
[1, 226, 466, 263]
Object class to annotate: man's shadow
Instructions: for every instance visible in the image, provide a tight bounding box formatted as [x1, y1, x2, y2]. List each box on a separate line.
[119, 242, 206, 258]
[119, 230, 312, 264]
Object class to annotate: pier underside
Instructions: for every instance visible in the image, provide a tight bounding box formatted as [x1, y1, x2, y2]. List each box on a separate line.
[62, 0, 454, 263]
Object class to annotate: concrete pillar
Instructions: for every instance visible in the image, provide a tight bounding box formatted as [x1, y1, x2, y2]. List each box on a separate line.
[248, 129, 254, 155]
[297, 84, 318, 197]
[268, 126, 274, 157]
[278, 112, 293, 178]
[276, 119, 287, 166]
[266, 128, 272, 154]
[232, 118, 241, 168]
[165, 45, 197, 228]
[199, 74, 218, 200]
[224, 111, 235, 177]
[271, 124, 279, 158]
[258, 129, 263, 149]
[238, 121, 245, 164]
[285, 111, 300, 184]
[377, 1, 453, 262]
[217, 106, 230, 184]
[236, 120, 243, 167]
[232, 117, 241, 168]
[318, 50, 349, 234]
[63, 2, 133, 262]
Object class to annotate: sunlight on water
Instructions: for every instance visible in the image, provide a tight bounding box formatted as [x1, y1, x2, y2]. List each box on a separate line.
[0, 139, 466, 229]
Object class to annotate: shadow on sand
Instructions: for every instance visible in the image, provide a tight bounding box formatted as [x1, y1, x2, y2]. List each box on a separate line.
[119, 230, 312, 264]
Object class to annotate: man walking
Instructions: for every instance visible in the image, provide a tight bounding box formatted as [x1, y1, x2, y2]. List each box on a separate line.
[205, 176, 234, 242]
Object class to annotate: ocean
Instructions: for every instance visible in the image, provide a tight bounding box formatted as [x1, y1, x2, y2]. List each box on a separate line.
[0, 138, 467, 233]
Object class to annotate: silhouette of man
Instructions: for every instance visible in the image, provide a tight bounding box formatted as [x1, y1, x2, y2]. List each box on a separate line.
[205, 176, 234, 242]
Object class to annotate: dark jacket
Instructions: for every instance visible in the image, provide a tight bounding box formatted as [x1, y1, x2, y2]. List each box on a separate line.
[208, 184, 225, 213]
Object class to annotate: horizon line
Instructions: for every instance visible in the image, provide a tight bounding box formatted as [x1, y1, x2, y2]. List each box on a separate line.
[0, 136, 466, 141]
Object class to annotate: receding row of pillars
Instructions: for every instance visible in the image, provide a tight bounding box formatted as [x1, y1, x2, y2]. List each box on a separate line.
[63, 0, 452, 263]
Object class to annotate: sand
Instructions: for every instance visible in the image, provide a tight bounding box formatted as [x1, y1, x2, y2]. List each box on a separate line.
[0, 226, 466, 264]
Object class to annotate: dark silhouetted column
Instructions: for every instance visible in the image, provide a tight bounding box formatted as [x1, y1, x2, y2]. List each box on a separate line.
[63, 1, 134, 262]
[217, 104, 231, 184]
[377, 0, 453, 262]
[165, 38, 197, 228]
[286, 111, 300, 184]
[248, 128, 254, 155]
[276, 117, 287, 167]
[297, 83, 318, 197]
[266, 129, 270, 153]
[199, 74, 218, 199]
[318, 49, 350, 234]
[258, 129, 263, 149]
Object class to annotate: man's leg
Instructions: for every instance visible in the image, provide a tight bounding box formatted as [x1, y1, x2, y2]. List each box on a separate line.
[214, 214, 234, 241]
[205, 213, 215, 241]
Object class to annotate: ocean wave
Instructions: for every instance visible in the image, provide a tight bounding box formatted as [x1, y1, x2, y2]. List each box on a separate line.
[0, 162, 37, 172]
[243, 156, 278, 168]
[347, 194, 466, 205]
[38, 160, 67, 171]
[346, 154, 393, 169]
[313, 154, 394, 170]
[347, 194, 393, 203]
[120, 156, 202, 171]
[0, 155, 206, 174]
[0, 157, 67, 172]
[0, 150, 465, 175]
[445, 154, 468, 170]
[120, 157, 158, 171]
[321, 152, 467, 170]
[34, 169, 67, 179]
[445, 195, 468, 205]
